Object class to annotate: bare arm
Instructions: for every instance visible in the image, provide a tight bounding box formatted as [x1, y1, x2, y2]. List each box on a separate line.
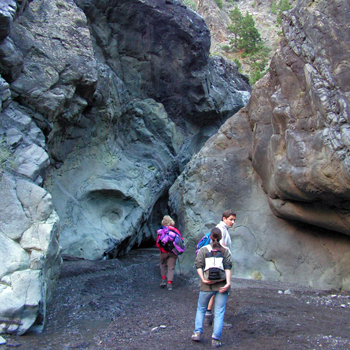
[219, 269, 231, 293]
[196, 268, 217, 285]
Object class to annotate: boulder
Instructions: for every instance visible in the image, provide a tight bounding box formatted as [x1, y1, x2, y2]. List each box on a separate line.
[251, 0, 350, 234]
[9, 0, 98, 120]
[0, 270, 43, 335]
[169, 0, 350, 290]
[0, 37, 23, 82]
[74, 0, 251, 126]
[0, 0, 16, 40]
[0, 232, 29, 279]
[0, 174, 32, 240]
[0, 173, 61, 335]
[15, 144, 49, 182]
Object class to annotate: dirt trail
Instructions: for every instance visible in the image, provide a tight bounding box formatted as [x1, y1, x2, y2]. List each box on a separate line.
[4, 248, 350, 349]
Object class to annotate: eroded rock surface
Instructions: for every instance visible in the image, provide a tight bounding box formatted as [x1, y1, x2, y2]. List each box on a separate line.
[0, 0, 251, 334]
[0, 79, 61, 334]
[8, 0, 249, 259]
[170, 0, 350, 290]
[252, 0, 350, 234]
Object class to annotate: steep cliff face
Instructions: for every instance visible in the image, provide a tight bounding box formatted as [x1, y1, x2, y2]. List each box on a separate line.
[0, 0, 251, 334]
[253, 0, 350, 234]
[74, 0, 251, 125]
[170, 0, 350, 290]
[4, 0, 250, 262]
[0, 1, 61, 335]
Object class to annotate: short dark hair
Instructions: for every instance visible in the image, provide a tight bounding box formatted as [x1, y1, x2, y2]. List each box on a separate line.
[222, 210, 236, 219]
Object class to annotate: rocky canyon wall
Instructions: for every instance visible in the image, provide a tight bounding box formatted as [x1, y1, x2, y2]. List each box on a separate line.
[3, 0, 350, 336]
[170, 0, 350, 291]
[5, 0, 250, 262]
[0, 0, 251, 334]
[0, 1, 61, 335]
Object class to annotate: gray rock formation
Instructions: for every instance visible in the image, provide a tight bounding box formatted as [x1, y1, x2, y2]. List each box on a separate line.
[0, 0, 250, 334]
[5, 0, 249, 260]
[169, 0, 350, 291]
[0, 79, 61, 334]
[75, 0, 251, 125]
[257, 0, 350, 235]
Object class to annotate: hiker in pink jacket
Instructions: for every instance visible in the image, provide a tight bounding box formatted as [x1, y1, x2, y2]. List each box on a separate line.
[156, 215, 183, 291]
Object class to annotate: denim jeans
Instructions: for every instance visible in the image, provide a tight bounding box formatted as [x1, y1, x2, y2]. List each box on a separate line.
[194, 290, 229, 340]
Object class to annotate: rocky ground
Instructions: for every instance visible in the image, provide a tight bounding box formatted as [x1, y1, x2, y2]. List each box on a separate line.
[3, 248, 350, 349]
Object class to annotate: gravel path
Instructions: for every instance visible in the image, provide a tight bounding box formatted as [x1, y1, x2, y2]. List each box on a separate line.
[4, 248, 350, 349]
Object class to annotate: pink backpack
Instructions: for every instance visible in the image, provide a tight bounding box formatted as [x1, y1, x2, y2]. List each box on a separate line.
[157, 226, 185, 255]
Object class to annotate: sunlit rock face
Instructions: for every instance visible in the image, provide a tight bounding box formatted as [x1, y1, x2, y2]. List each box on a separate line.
[169, 0, 350, 291]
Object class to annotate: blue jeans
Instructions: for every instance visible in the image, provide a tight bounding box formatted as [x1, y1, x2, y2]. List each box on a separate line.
[194, 290, 229, 340]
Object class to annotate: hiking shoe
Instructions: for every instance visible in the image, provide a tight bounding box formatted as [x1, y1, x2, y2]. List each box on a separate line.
[223, 321, 233, 329]
[191, 332, 202, 342]
[167, 283, 173, 291]
[204, 312, 213, 326]
[212, 338, 222, 348]
[160, 279, 167, 288]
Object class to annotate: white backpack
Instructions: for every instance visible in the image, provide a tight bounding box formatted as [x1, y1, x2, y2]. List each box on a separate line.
[203, 245, 226, 281]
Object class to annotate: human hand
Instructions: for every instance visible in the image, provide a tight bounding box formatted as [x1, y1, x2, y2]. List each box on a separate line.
[202, 278, 217, 285]
[219, 284, 230, 293]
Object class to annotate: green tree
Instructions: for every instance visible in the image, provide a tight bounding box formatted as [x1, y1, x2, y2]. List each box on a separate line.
[182, 0, 197, 10]
[227, 6, 268, 85]
[228, 5, 243, 49]
[234, 58, 242, 72]
[238, 11, 261, 53]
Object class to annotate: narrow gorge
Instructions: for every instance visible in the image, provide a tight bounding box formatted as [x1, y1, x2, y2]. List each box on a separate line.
[1, 0, 350, 337]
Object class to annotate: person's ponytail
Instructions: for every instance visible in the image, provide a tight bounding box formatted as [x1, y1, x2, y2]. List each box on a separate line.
[210, 227, 225, 254]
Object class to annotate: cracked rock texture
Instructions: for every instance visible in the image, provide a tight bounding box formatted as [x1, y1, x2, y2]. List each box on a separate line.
[0, 0, 251, 334]
[0, 0, 62, 336]
[34, 0, 249, 260]
[0, 82, 61, 334]
[169, 0, 350, 290]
